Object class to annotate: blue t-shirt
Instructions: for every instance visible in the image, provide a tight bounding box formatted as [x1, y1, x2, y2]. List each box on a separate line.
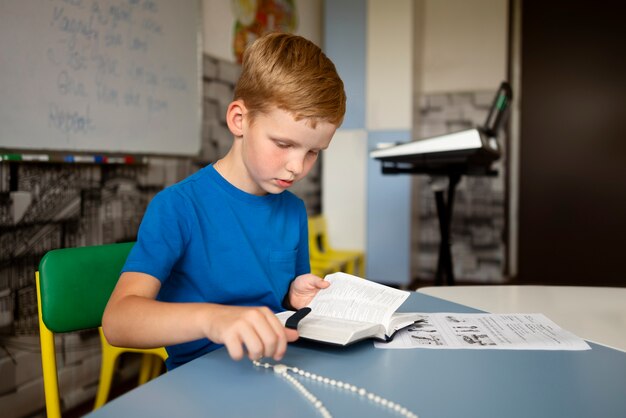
[122, 164, 310, 369]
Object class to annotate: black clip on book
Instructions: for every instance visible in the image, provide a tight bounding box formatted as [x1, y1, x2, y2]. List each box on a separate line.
[285, 307, 312, 330]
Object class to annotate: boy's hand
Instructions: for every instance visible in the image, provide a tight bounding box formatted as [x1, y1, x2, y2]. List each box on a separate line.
[206, 305, 298, 362]
[287, 273, 330, 310]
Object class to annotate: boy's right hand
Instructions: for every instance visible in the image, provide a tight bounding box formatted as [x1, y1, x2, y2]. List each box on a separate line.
[204, 305, 299, 362]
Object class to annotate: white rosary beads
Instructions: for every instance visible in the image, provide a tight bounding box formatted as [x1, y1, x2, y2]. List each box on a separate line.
[253, 360, 419, 418]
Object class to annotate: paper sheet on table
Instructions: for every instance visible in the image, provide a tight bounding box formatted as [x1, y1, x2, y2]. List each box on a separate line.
[374, 313, 591, 350]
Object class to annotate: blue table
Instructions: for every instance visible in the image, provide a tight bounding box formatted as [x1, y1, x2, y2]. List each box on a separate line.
[87, 293, 626, 418]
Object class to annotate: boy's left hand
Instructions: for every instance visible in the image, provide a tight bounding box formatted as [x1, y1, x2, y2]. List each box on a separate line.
[287, 273, 330, 310]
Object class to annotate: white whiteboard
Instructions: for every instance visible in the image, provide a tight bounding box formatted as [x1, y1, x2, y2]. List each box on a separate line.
[0, 0, 201, 155]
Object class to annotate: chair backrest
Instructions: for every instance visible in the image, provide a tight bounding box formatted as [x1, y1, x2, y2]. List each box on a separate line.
[308, 215, 329, 257]
[38, 242, 134, 333]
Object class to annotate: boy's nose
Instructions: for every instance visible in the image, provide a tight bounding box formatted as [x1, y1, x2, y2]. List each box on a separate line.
[285, 157, 304, 177]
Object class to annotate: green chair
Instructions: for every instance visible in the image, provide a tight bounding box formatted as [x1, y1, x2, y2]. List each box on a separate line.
[36, 242, 167, 418]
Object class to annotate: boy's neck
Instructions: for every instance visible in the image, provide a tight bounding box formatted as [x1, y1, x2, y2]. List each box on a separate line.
[213, 152, 268, 197]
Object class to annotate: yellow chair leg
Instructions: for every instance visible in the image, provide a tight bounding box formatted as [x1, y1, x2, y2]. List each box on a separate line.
[150, 355, 163, 379]
[40, 331, 62, 418]
[95, 328, 167, 409]
[36, 273, 62, 418]
[341, 258, 355, 275]
[357, 255, 366, 276]
[138, 354, 153, 385]
[94, 337, 119, 409]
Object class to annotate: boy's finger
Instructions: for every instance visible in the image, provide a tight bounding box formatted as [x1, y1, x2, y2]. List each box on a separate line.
[285, 328, 299, 342]
[223, 334, 245, 361]
[261, 310, 290, 359]
[230, 318, 265, 361]
[316, 279, 330, 289]
[243, 333, 265, 361]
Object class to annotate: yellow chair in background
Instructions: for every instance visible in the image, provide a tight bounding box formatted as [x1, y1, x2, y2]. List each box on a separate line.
[36, 242, 167, 418]
[310, 258, 346, 277]
[308, 215, 366, 276]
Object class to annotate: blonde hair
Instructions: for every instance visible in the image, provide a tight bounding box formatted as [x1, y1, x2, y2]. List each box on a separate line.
[234, 33, 346, 127]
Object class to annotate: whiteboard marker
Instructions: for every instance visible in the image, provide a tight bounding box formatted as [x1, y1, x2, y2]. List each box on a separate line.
[22, 154, 50, 162]
[0, 153, 22, 161]
[64, 155, 96, 163]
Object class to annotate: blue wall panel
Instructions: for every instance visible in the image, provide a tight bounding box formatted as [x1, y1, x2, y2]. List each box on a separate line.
[323, 0, 366, 130]
[367, 130, 412, 284]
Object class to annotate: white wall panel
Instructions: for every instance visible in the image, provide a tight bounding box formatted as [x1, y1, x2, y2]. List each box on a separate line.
[421, 0, 508, 93]
[322, 129, 368, 252]
[366, 0, 413, 131]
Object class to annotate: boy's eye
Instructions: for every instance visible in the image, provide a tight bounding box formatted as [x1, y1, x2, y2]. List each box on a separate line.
[275, 141, 290, 149]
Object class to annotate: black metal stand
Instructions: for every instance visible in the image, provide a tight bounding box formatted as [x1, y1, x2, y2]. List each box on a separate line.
[432, 174, 461, 286]
[382, 162, 498, 288]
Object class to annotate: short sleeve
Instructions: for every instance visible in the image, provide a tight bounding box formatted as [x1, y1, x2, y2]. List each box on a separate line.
[122, 189, 191, 282]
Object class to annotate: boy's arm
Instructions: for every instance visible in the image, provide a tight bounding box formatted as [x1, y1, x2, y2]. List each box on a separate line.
[102, 272, 298, 361]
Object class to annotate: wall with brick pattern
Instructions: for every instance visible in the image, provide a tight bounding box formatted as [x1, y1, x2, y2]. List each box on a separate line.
[411, 89, 507, 283]
[0, 54, 322, 418]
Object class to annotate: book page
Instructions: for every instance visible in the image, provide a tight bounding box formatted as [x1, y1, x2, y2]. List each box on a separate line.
[307, 272, 410, 326]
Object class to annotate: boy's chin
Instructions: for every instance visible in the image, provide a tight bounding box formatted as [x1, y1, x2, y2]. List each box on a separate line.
[254, 184, 283, 195]
[265, 187, 287, 195]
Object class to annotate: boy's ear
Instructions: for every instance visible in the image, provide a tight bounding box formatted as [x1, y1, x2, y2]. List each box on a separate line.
[226, 100, 245, 137]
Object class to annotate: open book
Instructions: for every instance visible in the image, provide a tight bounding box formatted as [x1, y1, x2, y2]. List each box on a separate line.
[276, 272, 424, 346]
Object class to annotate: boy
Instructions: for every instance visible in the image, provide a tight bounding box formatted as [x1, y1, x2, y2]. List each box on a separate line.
[102, 33, 346, 370]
